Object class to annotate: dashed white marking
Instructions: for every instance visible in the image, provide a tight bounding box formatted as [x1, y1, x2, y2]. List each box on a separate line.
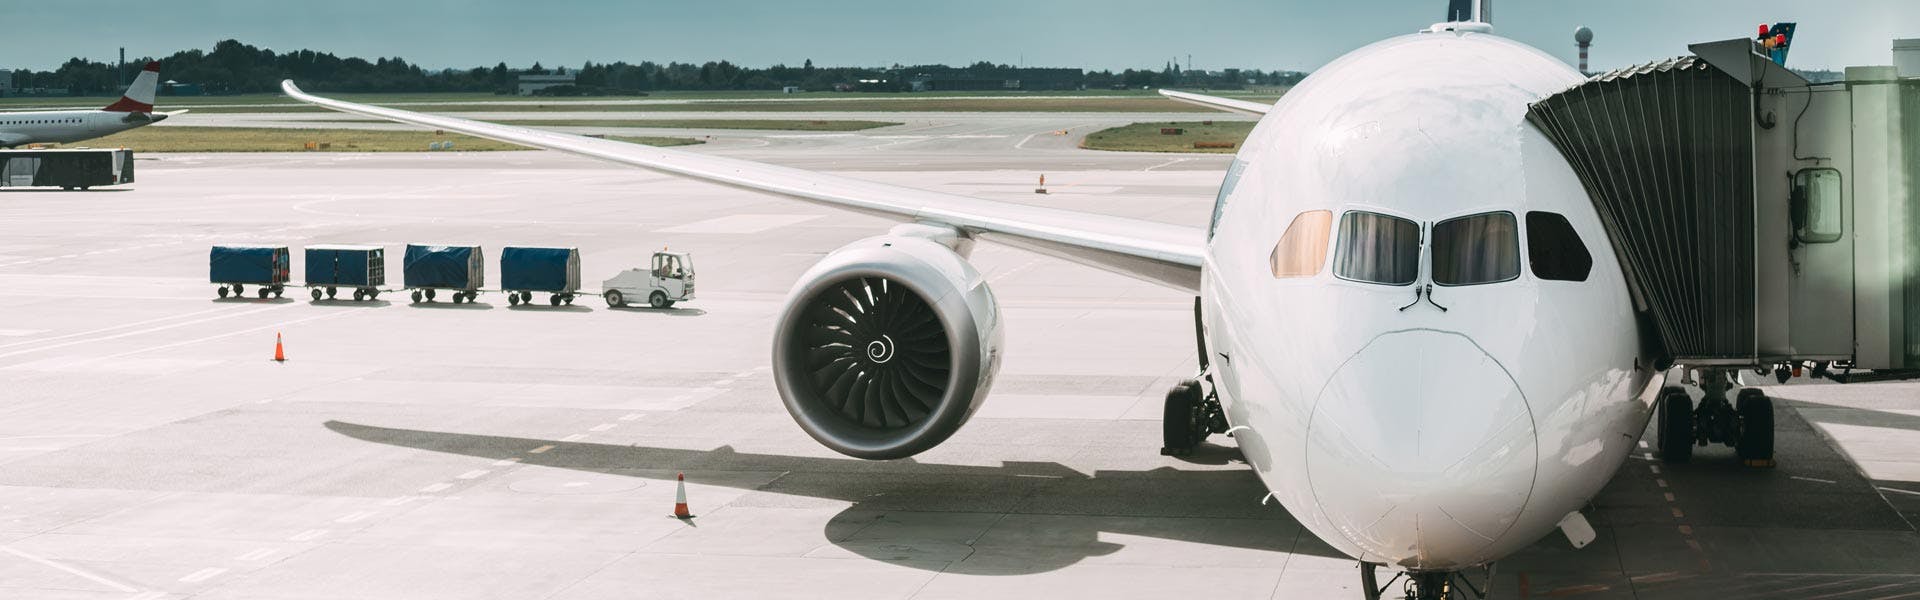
[1663, 492, 1676, 502]
[733, 369, 757, 378]
[235, 548, 276, 561]
[382, 496, 423, 506]
[529, 445, 555, 454]
[618, 413, 643, 421]
[493, 457, 522, 466]
[561, 434, 586, 442]
[563, 481, 590, 488]
[0, 543, 138, 593]
[1791, 476, 1837, 484]
[1879, 486, 1920, 497]
[334, 511, 375, 524]
[420, 482, 453, 493]
[129, 592, 167, 600]
[1655, 479, 1669, 488]
[455, 470, 489, 480]
[1670, 507, 1685, 518]
[1649, 465, 1661, 474]
[590, 424, 615, 432]
[713, 379, 736, 386]
[179, 567, 227, 583]
[1638, 440, 1648, 449]
[0, 329, 46, 337]
[1677, 525, 1693, 535]
[288, 529, 328, 542]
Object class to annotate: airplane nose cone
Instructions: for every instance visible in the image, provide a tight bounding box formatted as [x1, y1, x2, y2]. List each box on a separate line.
[1305, 330, 1536, 569]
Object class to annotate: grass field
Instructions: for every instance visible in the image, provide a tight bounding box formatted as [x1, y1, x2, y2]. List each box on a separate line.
[1080, 121, 1257, 154]
[1, 93, 1285, 115]
[0, 88, 1291, 109]
[66, 126, 701, 152]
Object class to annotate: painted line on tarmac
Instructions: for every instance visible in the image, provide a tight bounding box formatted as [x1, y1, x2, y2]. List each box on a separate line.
[334, 511, 376, 524]
[0, 304, 297, 361]
[81, 310, 350, 363]
[1792, 476, 1837, 484]
[288, 529, 328, 542]
[0, 543, 141, 593]
[455, 470, 489, 480]
[178, 567, 227, 583]
[529, 445, 555, 454]
[420, 483, 453, 493]
[0, 305, 234, 352]
[235, 548, 276, 562]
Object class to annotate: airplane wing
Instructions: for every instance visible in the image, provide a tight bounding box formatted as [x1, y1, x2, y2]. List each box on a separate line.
[1158, 89, 1271, 116]
[281, 81, 1204, 292]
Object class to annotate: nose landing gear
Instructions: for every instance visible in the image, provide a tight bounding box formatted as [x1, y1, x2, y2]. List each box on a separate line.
[1160, 378, 1227, 456]
[1361, 563, 1493, 600]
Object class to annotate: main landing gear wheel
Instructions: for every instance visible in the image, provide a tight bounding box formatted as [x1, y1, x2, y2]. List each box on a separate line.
[605, 290, 625, 308]
[1658, 386, 1694, 464]
[1736, 388, 1775, 467]
[1363, 566, 1492, 600]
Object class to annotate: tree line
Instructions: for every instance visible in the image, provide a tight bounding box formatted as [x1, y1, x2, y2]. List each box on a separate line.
[7, 40, 1305, 96]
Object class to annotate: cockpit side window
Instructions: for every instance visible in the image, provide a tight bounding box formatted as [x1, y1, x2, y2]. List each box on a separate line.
[1333, 211, 1421, 286]
[1525, 211, 1592, 282]
[1270, 210, 1332, 278]
[1431, 212, 1520, 286]
[1209, 159, 1248, 241]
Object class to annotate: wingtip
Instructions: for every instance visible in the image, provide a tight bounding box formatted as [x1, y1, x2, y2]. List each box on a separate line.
[280, 80, 302, 96]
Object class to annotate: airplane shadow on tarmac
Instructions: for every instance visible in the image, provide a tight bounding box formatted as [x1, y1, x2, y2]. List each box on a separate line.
[323, 420, 1332, 575]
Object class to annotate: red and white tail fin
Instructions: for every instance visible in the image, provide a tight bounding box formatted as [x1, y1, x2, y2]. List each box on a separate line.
[102, 61, 160, 113]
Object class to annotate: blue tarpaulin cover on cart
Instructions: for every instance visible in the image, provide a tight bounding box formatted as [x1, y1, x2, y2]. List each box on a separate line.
[209, 245, 289, 284]
[305, 245, 386, 287]
[500, 246, 581, 293]
[403, 244, 484, 289]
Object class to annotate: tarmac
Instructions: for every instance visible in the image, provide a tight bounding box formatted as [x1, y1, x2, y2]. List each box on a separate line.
[1, 115, 1918, 599]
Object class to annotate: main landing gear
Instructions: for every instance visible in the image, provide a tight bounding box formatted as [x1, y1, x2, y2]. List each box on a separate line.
[1657, 368, 1775, 467]
[1361, 563, 1492, 600]
[1160, 378, 1227, 455]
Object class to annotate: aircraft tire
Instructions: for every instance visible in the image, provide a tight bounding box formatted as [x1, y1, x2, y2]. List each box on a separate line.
[1160, 380, 1204, 454]
[1736, 389, 1774, 464]
[1658, 386, 1693, 463]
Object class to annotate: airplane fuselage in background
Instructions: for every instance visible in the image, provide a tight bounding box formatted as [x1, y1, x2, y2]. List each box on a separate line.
[0, 109, 169, 147]
[1202, 28, 1656, 570]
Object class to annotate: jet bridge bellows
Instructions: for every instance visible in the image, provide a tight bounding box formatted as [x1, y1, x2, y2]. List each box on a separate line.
[1528, 41, 1918, 370]
[1526, 57, 1757, 362]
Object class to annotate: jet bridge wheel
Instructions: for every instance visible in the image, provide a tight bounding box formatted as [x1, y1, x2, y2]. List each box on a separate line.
[1658, 386, 1694, 463]
[1736, 389, 1775, 467]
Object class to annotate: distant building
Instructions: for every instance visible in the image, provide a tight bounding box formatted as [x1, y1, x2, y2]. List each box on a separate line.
[517, 72, 576, 96]
[782, 86, 801, 94]
[0, 70, 11, 96]
[161, 80, 204, 96]
[905, 67, 1082, 92]
[1897, 39, 1919, 78]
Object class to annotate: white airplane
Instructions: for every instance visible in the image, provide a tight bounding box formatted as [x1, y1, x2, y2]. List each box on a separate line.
[0, 61, 184, 148]
[282, 3, 1769, 598]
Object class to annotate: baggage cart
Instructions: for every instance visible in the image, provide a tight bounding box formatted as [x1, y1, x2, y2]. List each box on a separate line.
[402, 244, 484, 304]
[304, 245, 386, 301]
[210, 245, 290, 299]
[501, 246, 582, 306]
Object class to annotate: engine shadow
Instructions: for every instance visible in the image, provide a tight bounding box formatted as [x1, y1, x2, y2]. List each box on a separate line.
[323, 420, 1323, 575]
[505, 304, 593, 313]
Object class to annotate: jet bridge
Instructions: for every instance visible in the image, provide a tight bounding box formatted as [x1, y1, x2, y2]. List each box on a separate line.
[1527, 38, 1917, 372]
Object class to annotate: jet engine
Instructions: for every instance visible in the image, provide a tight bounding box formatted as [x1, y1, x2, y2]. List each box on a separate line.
[772, 231, 1003, 460]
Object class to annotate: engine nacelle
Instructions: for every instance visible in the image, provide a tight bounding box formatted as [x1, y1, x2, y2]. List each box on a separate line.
[772, 233, 1003, 460]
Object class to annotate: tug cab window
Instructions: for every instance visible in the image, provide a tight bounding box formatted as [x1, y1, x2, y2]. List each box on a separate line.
[1525, 211, 1592, 281]
[1333, 211, 1420, 285]
[1270, 210, 1332, 278]
[1431, 212, 1519, 286]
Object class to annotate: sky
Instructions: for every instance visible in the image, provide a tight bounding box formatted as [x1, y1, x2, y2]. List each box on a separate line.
[3, 0, 1916, 74]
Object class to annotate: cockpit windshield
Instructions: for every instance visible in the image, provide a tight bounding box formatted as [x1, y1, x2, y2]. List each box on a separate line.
[1333, 211, 1421, 286]
[1431, 212, 1519, 286]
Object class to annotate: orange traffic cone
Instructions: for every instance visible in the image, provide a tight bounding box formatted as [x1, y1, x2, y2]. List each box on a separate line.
[671, 472, 695, 519]
[272, 333, 286, 363]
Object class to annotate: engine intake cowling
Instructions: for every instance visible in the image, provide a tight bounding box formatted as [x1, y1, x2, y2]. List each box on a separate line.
[772, 234, 1002, 460]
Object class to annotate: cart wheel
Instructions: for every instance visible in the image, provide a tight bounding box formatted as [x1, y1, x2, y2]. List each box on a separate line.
[218, 286, 230, 299]
[273, 287, 283, 298]
[424, 289, 437, 302]
[605, 290, 624, 308]
[326, 287, 336, 299]
[257, 288, 269, 299]
[508, 293, 520, 306]
[563, 295, 573, 306]
[310, 288, 322, 301]
[650, 291, 668, 309]
[549, 294, 561, 306]
[411, 290, 423, 303]
[353, 289, 366, 302]
[234, 284, 245, 296]
[368, 289, 380, 301]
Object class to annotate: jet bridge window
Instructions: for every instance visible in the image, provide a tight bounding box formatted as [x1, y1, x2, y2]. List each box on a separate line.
[1270, 210, 1332, 278]
[1792, 168, 1843, 244]
[1431, 212, 1520, 286]
[1333, 211, 1420, 285]
[1525, 211, 1592, 282]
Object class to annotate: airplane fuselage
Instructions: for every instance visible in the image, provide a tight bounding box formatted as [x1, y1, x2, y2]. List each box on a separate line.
[0, 109, 165, 148]
[1200, 29, 1660, 570]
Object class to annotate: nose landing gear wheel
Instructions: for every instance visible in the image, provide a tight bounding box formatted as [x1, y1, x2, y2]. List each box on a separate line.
[1160, 380, 1216, 456]
[1658, 386, 1694, 463]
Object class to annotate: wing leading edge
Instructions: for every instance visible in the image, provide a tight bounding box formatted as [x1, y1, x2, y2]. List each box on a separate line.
[280, 81, 1204, 292]
[1157, 89, 1272, 116]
